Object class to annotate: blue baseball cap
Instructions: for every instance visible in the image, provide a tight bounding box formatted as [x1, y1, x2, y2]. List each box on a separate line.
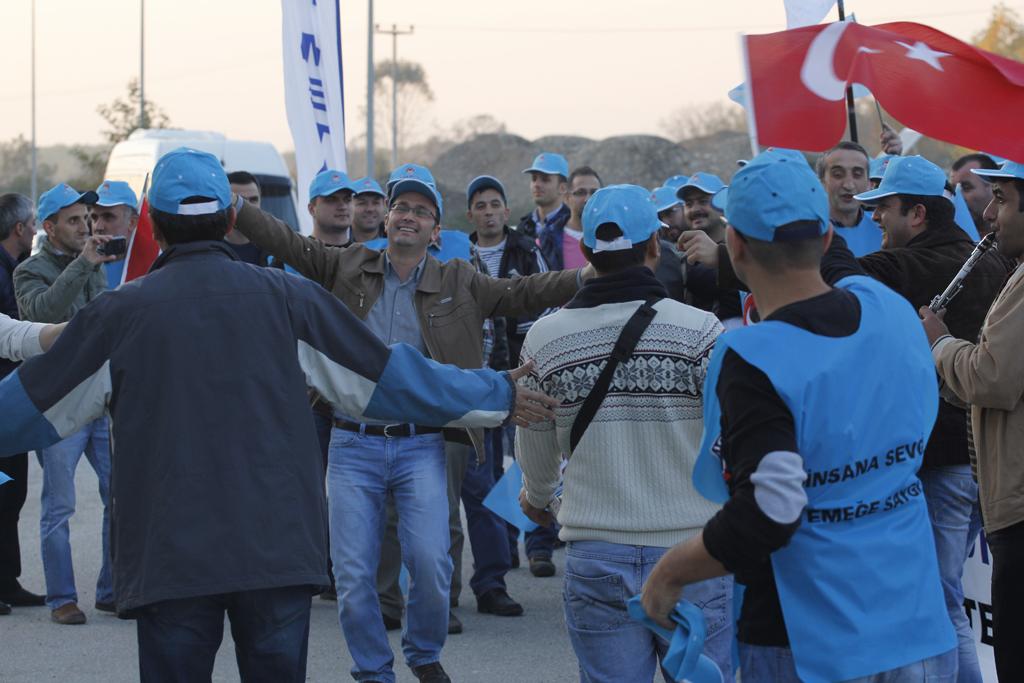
[466, 175, 507, 207]
[677, 172, 727, 200]
[714, 149, 829, 242]
[390, 178, 444, 218]
[149, 147, 231, 216]
[95, 180, 139, 210]
[650, 186, 683, 214]
[387, 163, 436, 192]
[309, 169, 356, 201]
[352, 176, 386, 197]
[663, 175, 690, 189]
[869, 154, 895, 181]
[971, 159, 1024, 182]
[37, 183, 98, 222]
[523, 152, 569, 179]
[582, 185, 660, 252]
[854, 155, 947, 203]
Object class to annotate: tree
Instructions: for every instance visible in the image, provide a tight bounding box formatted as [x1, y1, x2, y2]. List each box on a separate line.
[0, 135, 56, 197]
[659, 101, 747, 143]
[71, 78, 172, 190]
[973, 3, 1024, 60]
[374, 59, 434, 154]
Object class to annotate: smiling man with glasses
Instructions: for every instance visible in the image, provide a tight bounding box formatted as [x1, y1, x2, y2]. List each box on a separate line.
[229, 162, 591, 683]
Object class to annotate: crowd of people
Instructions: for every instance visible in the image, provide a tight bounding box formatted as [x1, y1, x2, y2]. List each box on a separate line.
[0, 129, 1020, 683]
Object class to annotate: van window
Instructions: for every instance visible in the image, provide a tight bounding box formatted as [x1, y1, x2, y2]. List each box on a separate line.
[254, 174, 299, 232]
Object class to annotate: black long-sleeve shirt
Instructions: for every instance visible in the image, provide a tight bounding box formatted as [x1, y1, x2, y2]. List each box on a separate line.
[702, 287, 862, 646]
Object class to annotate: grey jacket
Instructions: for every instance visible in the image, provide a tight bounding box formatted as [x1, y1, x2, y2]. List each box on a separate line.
[14, 239, 107, 323]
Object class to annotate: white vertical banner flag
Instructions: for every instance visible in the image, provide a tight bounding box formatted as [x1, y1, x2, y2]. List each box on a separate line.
[784, 0, 836, 28]
[281, 0, 346, 235]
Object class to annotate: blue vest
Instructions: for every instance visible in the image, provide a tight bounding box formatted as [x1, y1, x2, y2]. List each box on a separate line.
[694, 276, 954, 683]
[833, 211, 883, 257]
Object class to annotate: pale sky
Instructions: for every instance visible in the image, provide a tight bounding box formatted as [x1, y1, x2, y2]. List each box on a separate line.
[0, 0, 1005, 162]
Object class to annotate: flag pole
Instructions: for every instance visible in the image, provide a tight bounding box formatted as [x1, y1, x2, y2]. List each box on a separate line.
[837, 0, 859, 142]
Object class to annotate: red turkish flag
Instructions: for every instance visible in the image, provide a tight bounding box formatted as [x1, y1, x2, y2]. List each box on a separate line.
[121, 196, 160, 283]
[745, 21, 1024, 161]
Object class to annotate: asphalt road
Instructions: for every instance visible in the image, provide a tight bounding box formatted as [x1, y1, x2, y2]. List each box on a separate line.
[0, 455, 581, 682]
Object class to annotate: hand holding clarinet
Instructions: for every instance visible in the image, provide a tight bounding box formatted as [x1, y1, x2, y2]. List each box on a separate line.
[919, 233, 998, 345]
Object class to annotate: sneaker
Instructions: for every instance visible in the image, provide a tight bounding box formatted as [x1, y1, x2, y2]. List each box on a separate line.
[476, 588, 524, 617]
[382, 613, 402, 631]
[411, 662, 451, 683]
[95, 600, 117, 614]
[447, 610, 463, 634]
[319, 585, 337, 601]
[0, 599, 10, 616]
[0, 583, 45, 607]
[529, 555, 556, 577]
[51, 603, 87, 625]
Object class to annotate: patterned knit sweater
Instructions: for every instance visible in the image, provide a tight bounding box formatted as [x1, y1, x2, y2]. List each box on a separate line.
[517, 267, 724, 548]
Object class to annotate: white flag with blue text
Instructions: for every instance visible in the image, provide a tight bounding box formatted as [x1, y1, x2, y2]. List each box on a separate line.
[281, 0, 346, 234]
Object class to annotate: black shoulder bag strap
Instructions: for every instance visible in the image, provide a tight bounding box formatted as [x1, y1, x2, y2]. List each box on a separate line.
[569, 298, 662, 455]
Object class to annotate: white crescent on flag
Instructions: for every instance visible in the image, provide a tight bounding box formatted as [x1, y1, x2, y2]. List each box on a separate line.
[799, 21, 850, 101]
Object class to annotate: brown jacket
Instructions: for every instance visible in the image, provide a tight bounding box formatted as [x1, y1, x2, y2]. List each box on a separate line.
[933, 264, 1024, 533]
[234, 200, 581, 460]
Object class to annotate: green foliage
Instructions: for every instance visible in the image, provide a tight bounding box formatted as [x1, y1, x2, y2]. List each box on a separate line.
[97, 77, 171, 145]
[0, 135, 55, 197]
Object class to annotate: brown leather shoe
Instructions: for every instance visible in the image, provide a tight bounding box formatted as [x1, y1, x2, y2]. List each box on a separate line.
[51, 603, 86, 625]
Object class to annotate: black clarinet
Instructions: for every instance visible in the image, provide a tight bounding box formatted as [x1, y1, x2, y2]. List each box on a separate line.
[929, 233, 998, 313]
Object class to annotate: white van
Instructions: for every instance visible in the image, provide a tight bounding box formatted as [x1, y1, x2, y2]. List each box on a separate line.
[103, 129, 308, 233]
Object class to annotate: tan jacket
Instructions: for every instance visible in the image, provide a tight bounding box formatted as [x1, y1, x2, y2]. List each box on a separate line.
[933, 264, 1024, 533]
[234, 200, 581, 460]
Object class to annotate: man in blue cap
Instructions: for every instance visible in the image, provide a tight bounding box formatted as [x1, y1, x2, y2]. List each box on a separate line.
[651, 186, 688, 244]
[0, 146, 558, 681]
[517, 183, 732, 681]
[516, 152, 571, 244]
[641, 149, 956, 683]
[308, 168, 357, 247]
[352, 176, 387, 243]
[91, 180, 140, 288]
[229, 160, 589, 683]
[921, 159, 1024, 681]
[950, 153, 999, 237]
[13, 182, 120, 625]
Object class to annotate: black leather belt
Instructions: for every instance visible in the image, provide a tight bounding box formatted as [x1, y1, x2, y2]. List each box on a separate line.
[332, 420, 443, 438]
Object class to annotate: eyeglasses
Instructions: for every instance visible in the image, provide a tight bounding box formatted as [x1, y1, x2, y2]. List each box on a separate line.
[390, 203, 437, 222]
[571, 188, 599, 198]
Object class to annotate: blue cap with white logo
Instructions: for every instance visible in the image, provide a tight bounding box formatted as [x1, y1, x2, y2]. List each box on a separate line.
[309, 169, 356, 200]
[37, 183, 98, 222]
[582, 185, 661, 252]
[854, 155, 948, 203]
[650, 186, 683, 214]
[95, 180, 139, 210]
[387, 164, 436, 193]
[466, 175, 507, 207]
[390, 177, 444, 218]
[714, 148, 829, 242]
[971, 159, 1024, 182]
[869, 154, 895, 181]
[352, 176, 386, 198]
[149, 147, 231, 216]
[523, 152, 569, 179]
[663, 175, 690, 189]
[677, 172, 727, 200]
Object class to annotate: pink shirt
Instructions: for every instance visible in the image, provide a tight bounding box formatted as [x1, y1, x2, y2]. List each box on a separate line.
[562, 228, 587, 270]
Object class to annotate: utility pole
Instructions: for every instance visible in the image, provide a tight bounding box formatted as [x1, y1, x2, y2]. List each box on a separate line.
[374, 23, 414, 168]
[139, 0, 146, 130]
[366, 0, 374, 179]
[30, 0, 37, 203]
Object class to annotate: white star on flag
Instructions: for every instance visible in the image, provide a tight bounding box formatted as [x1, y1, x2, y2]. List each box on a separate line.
[895, 41, 951, 71]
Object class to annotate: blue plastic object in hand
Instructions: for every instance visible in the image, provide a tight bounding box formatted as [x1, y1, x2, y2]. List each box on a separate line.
[626, 595, 723, 683]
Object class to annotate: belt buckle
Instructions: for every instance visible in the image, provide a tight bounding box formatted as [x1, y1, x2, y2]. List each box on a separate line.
[383, 423, 404, 438]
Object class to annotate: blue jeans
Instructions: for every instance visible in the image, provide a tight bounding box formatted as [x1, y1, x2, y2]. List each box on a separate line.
[455, 438, 511, 597]
[36, 417, 113, 609]
[328, 429, 451, 683]
[564, 540, 733, 683]
[919, 465, 983, 683]
[738, 644, 957, 682]
[136, 585, 312, 683]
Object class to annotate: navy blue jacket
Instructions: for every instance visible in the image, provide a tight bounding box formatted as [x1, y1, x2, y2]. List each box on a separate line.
[0, 241, 515, 612]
